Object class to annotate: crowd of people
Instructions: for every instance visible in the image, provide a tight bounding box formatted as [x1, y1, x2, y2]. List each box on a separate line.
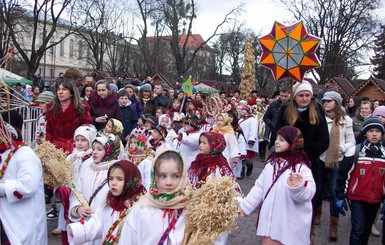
[1, 67, 385, 245]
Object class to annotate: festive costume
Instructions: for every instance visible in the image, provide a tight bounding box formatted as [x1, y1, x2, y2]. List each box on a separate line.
[150, 125, 172, 156]
[240, 126, 315, 245]
[238, 111, 259, 155]
[68, 160, 145, 245]
[212, 113, 241, 166]
[69, 134, 121, 245]
[119, 150, 192, 245]
[196, 108, 212, 133]
[0, 123, 47, 245]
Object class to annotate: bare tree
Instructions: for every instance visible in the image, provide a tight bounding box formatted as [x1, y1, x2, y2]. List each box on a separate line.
[278, 0, 381, 83]
[0, 0, 74, 78]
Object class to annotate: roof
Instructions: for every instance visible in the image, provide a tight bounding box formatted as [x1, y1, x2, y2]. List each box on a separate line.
[146, 34, 207, 49]
[353, 76, 385, 95]
[152, 73, 174, 88]
[326, 77, 355, 96]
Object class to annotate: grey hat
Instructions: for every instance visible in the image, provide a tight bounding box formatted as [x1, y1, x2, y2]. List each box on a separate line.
[140, 83, 152, 92]
[35, 91, 54, 103]
[322, 91, 342, 105]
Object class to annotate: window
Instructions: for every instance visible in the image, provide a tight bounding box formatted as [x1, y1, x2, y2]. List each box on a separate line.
[69, 39, 74, 57]
[49, 36, 54, 56]
[60, 41, 64, 56]
[78, 41, 83, 59]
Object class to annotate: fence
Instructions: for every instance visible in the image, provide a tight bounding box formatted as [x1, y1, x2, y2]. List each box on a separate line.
[16, 105, 41, 148]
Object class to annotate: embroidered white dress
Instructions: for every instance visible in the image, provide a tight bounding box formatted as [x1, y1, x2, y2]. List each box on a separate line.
[0, 146, 47, 245]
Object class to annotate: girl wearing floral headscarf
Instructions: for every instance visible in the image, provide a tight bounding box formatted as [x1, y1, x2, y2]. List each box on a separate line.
[212, 113, 241, 167]
[188, 132, 239, 190]
[68, 160, 146, 244]
[240, 126, 315, 245]
[69, 133, 122, 245]
[120, 150, 192, 244]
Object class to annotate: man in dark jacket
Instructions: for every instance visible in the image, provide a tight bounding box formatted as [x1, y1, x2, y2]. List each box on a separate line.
[153, 84, 169, 109]
[264, 86, 289, 148]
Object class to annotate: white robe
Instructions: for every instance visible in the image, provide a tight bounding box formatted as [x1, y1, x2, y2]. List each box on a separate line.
[68, 205, 123, 245]
[0, 146, 47, 245]
[240, 160, 315, 245]
[174, 131, 200, 170]
[69, 160, 116, 245]
[119, 203, 186, 245]
[238, 116, 259, 153]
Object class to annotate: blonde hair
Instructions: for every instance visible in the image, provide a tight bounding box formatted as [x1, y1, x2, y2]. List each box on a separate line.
[285, 100, 320, 126]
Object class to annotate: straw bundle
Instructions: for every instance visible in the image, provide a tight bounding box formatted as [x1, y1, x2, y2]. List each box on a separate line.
[183, 176, 239, 245]
[35, 141, 72, 187]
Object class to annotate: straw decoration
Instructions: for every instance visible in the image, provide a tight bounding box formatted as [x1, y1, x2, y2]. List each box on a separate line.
[183, 176, 239, 245]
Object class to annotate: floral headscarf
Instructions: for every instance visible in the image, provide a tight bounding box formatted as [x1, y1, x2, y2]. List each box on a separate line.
[127, 134, 154, 165]
[141, 149, 192, 209]
[107, 160, 146, 211]
[200, 132, 226, 155]
[93, 133, 121, 162]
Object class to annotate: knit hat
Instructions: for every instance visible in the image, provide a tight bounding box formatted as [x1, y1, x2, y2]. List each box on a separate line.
[144, 115, 158, 126]
[362, 117, 384, 136]
[322, 91, 342, 105]
[154, 125, 167, 140]
[140, 83, 152, 92]
[93, 133, 121, 162]
[293, 81, 313, 98]
[35, 91, 54, 103]
[372, 106, 385, 119]
[172, 112, 185, 122]
[183, 114, 200, 129]
[74, 124, 97, 145]
[276, 126, 304, 151]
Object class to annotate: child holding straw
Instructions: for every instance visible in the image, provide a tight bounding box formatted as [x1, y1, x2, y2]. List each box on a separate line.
[68, 160, 145, 244]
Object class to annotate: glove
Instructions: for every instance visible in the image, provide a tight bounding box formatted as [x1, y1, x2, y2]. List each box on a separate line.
[335, 199, 348, 216]
[381, 200, 385, 220]
[248, 140, 255, 146]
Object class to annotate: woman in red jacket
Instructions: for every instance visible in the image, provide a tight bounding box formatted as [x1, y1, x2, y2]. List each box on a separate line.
[45, 78, 92, 154]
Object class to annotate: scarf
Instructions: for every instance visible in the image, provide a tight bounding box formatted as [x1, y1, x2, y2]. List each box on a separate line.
[140, 150, 192, 209]
[68, 148, 93, 180]
[60, 99, 71, 112]
[106, 160, 146, 212]
[94, 134, 121, 162]
[212, 113, 235, 135]
[324, 112, 340, 168]
[266, 126, 311, 196]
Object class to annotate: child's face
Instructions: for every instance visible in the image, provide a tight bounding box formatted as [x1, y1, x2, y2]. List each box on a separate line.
[160, 117, 168, 127]
[183, 123, 193, 132]
[137, 118, 144, 126]
[241, 109, 248, 116]
[96, 84, 109, 99]
[152, 130, 162, 141]
[172, 100, 181, 109]
[155, 110, 162, 118]
[199, 135, 211, 155]
[74, 135, 89, 151]
[275, 134, 290, 153]
[195, 110, 201, 119]
[125, 88, 134, 98]
[118, 96, 129, 106]
[105, 120, 114, 134]
[216, 115, 225, 127]
[108, 168, 125, 196]
[144, 121, 153, 130]
[366, 129, 382, 144]
[155, 159, 182, 193]
[92, 142, 106, 164]
[39, 102, 48, 113]
[129, 138, 138, 151]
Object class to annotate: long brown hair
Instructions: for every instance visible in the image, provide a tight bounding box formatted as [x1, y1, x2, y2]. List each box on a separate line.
[50, 78, 86, 119]
[329, 101, 346, 125]
[284, 99, 320, 126]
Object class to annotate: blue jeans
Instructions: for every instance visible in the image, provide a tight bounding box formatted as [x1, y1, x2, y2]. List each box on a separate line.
[350, 200, 380, 245]
[315, 160, 339, 217]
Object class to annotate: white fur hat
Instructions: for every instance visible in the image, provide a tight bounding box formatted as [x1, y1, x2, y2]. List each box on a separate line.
[293, 81, 313, 98]
[74, 124, 97, 145]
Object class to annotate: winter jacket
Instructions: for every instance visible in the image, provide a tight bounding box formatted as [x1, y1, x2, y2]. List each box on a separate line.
[263, 99, 283, 133]
[273, 103, 330, 166]
[88, 91, 122, 130]
[46, 101, 92, 153]
[120, 104, 137, 141]
[336, 143, 385, 204]
[155, 94, 169, 109]
[140, 98, 157, 116]
[352, 112, 370, 140]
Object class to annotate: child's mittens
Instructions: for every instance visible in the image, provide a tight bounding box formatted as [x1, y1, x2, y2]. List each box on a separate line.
[287, 173, 303, 188]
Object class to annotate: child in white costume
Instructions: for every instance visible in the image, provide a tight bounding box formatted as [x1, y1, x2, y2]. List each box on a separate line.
[68, 160, 146, 244]
[173, 114, 201, 170]
[212, 113, 241, 167]
[0, 123, 47, 244]
[240, 126, 315, 245]
[127, 134, 154, 190]
[54, 124, 98, 236]
[150, 125, 171, 156]
[119, 150, 192, 244]
[69, 133, 121, 245]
